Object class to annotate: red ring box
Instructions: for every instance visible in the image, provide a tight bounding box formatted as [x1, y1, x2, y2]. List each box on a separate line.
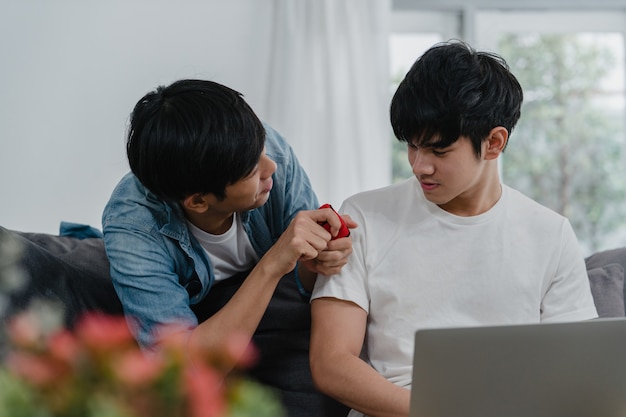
[319, 204, 350, 239]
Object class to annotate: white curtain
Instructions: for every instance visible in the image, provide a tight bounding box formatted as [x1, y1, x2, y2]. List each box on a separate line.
[264, 0, 392, 207]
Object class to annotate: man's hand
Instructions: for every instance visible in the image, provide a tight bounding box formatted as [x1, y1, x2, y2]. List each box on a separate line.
[306, 206, 357, 276]
[300, 232, 354, 276]
[298, 209, 357, 291]
[259, 209, 357, 280]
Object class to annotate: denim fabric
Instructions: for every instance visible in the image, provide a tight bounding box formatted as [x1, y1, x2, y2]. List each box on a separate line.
[101, 124, 319, 348]
[59, 221, 104, 239]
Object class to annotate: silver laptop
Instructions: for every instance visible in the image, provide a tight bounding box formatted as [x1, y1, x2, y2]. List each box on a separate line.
[410, 319, 626, 417]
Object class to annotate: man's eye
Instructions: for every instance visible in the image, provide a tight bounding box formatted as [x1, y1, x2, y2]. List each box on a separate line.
[432, 150, 447, 156]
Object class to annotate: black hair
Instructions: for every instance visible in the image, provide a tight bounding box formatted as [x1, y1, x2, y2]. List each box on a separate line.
[126, 79, 266, 201]
[390, 40, 523, 156]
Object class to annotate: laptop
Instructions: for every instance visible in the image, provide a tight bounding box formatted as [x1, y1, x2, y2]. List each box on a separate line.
[410, 319, 626, 417]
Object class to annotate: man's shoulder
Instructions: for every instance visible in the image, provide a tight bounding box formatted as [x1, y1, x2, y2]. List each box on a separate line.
[103, 173, 177, 232]
[340, 178, 419, 224]
[504, 185, 566, 220]
[111, 172, 147, 198]
[345, 177, 416, 206]
[105, 173, 150, 211]
[503, 186, 572, 236]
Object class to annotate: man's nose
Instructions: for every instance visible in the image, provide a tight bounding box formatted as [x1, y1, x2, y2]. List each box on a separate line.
[262, 156, 277, 178]
[411, 151, 434, 176]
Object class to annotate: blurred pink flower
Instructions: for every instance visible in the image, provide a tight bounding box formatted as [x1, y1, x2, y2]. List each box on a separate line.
[47, 329, 81, 365]
[153, 322, 194, 354]
[6, 351, 68, 387]
[113, 349, 165, 387]
[222, 332, 258, 370]
[1, 310, 283, 417]
[75, 313, 134, 352]
[6, 311, 41, 348]
[185, 363, 226, 417]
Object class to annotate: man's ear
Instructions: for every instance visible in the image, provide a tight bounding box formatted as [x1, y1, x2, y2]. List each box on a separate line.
[182, 193, 210, 213]
[483, 126, 508, 161]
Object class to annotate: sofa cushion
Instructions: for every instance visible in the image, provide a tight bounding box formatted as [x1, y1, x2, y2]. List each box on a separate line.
[586, 247, 626, 316]
[587, 263, 625, 318]
[1, 226, 124, 328]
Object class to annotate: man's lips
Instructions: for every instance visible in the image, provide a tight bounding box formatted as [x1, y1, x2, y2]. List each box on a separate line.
[262, 178, 273, 194]
[419, 180, 438, 191]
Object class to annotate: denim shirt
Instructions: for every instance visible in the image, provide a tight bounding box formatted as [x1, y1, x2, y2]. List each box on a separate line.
[102, 125, 319, 348]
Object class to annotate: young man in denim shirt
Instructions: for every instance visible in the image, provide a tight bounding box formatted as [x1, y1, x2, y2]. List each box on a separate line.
[102, 79, 355, 416]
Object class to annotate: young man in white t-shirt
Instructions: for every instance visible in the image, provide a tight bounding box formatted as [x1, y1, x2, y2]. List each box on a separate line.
[309, 40, 598, 417]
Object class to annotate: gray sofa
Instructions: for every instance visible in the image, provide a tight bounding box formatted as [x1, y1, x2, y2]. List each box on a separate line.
[585, 247, 626, 318]
[1, 225, 625, 417]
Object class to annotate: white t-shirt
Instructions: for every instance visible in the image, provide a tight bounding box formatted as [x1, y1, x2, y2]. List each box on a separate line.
[187, 213, 259, 281]
[312, 177, 598, 390]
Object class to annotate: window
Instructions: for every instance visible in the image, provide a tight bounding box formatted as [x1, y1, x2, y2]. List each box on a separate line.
[389, 5, 626, 255]
[476, 10, 626, 254]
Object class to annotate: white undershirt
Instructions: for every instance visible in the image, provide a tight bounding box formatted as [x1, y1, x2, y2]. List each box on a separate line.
[186, 213, 259, 281]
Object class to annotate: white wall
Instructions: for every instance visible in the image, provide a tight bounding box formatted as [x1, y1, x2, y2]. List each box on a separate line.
[0, 0, 275, 234]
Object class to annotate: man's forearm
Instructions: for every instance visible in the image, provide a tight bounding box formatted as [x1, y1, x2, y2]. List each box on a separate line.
[311, 352, 411, 417]
[188, 258, 284, 356]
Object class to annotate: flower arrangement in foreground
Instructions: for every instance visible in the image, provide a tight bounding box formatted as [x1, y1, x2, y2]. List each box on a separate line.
[0, 310, 285, 417]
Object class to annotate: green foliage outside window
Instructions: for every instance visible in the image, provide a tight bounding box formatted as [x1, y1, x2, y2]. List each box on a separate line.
[499, 34, 626, 253]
